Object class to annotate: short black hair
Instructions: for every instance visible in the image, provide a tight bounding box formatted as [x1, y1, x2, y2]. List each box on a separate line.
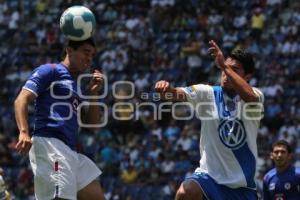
[229, 49, 255, 75]
[62, 37, 96, 59]
[272, 140, 293, 153]
[67, 37, 96, 49]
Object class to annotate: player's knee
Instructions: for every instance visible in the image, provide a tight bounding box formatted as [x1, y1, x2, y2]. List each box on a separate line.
[175, 180, 204, 200]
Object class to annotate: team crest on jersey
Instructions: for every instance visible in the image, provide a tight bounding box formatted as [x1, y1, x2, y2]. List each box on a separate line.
[269, 183, 275, 190]
[284, 182, 291, 190]
[218, 119, 246, 149]
[185, 86, 197, 97]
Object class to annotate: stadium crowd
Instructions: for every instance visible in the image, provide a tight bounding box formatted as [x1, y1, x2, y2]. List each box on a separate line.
[0, 0, 299, 199]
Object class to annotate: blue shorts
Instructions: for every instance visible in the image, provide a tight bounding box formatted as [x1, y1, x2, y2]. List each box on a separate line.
[185, 172, 257, 200]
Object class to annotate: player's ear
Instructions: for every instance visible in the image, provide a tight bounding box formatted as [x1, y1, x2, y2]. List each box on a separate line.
[270, 152, 274, 160]
[66, 47, 73, 56]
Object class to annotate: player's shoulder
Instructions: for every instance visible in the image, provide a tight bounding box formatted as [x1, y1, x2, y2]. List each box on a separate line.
[264, 168, 277, 182]
[251, 87, 263, 94]
[34, 63, 58, 73]
[193, 84, 213, 91]
[294, 166, 300, 175]
[182, 84, 213, 93]
[251, 87, 264, 102]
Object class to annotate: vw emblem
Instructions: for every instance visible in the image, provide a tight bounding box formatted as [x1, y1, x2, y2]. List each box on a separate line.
[218, 119, 246, 149]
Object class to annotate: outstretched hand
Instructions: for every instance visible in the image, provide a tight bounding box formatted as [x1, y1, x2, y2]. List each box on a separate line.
[208, 40, 226, 70]
[87, 69, 104, 95]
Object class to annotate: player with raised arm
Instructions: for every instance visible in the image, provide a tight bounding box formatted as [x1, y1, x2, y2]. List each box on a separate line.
[263, 140, 300, 200]
[155, 40, 264, 200]
[14, 38, 106, 200]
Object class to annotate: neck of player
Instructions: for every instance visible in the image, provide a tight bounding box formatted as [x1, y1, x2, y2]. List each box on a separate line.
[62, 58, 81, 78]
[276, 162, 291, 173]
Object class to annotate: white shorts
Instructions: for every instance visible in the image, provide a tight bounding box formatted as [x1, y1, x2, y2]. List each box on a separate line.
[29, 136, 102, 200]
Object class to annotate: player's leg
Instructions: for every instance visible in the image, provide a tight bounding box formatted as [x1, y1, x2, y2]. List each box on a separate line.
[29, 137, 78, 200]
[77, 180, 105, 200]
[76, 153, 104, 200]
[177, 172, 224, 200]
[175, 179, 204, 200]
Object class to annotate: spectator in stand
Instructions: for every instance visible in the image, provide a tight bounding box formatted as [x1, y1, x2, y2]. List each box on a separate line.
[0, 0, 299, 199]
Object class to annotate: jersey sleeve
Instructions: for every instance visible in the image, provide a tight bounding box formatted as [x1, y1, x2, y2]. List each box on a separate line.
[180, 84, 213, 106]
[243, 87, 264, 120]
[23, 64, 55, 97]
[180, 84, 217, 119]
[252, 87, 264, 103]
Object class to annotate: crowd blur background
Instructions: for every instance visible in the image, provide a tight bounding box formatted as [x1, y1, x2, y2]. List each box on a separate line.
[0, 0, 300, 199]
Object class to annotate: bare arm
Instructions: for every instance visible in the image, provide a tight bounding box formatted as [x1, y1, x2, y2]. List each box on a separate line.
[81, 70, 104, 130]
[155, 80, 187, 102]
[83, 99, 102, 127]
[208, 40, 259, 102]
[14, 89, 35, 154]
[222, 67, 258, 102]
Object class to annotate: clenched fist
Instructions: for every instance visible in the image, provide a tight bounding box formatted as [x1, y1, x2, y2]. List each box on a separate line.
[155, 80, 173, 93]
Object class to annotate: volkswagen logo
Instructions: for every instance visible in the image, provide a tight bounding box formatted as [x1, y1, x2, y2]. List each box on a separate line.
[218, 119, 246, 149]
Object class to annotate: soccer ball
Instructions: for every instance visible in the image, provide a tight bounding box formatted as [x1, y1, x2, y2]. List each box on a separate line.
[60, 6, 96, 41]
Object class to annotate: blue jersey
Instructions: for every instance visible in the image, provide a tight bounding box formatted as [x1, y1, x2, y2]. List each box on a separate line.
[23, 63, 82, 150]
[263, 166, 300, 200]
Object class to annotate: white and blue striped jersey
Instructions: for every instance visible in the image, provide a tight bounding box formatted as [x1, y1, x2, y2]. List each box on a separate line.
[182, 84, 264, 189]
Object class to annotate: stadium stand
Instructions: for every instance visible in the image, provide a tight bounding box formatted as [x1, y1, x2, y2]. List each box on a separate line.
[0, 0, 299, 199]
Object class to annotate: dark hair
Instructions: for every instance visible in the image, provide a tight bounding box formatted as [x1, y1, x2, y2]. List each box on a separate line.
[62, 37, 96, 59]
[272, 140, 293, 153]
[67, 37, 96, 49]
[229, 49, 255, 75]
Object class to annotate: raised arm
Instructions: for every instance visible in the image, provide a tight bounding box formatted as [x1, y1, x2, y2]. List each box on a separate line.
[14, 89, 36, 154]
[208, 40, 259, 102]
[81, 70, 104, 130]
[155, 80, 187, 102]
